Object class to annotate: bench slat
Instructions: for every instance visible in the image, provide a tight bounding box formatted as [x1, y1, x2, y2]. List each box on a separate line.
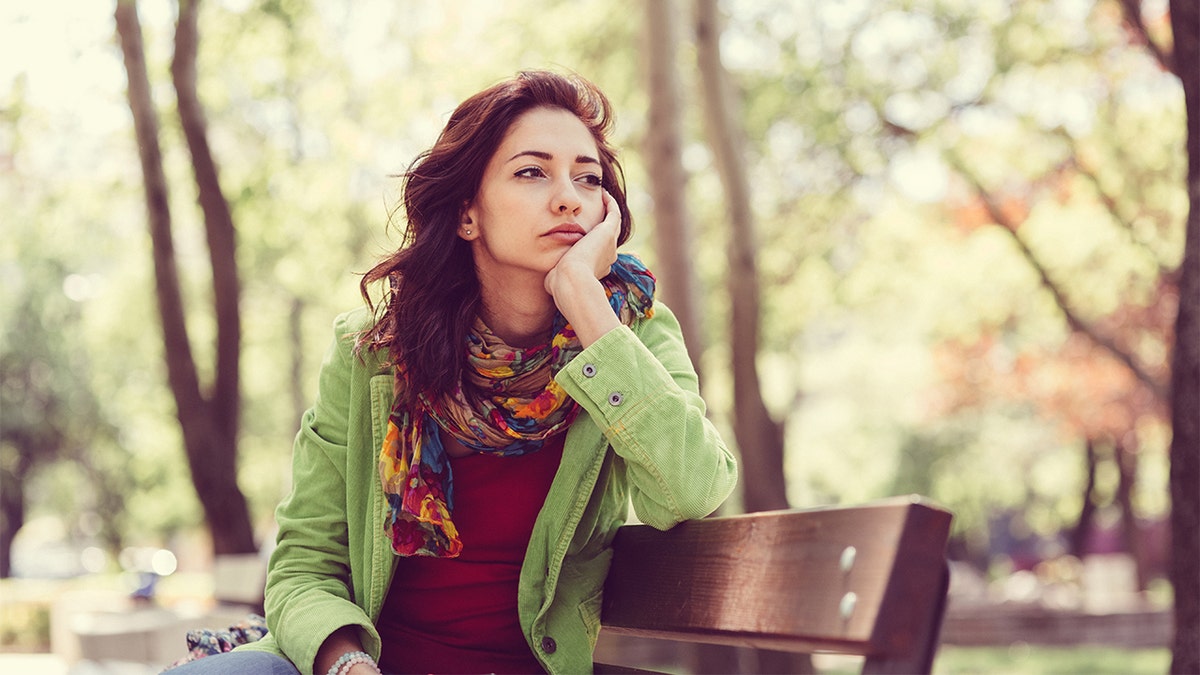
[600, 497, 952, 673]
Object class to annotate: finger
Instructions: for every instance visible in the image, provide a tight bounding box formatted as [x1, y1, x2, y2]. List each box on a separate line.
[597, 191, 620, 237]
[601, 190, 619, 225]
[602, 188, 615, 212]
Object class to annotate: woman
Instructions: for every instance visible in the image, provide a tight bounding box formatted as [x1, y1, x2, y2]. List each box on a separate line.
[178, 70, 737, 675]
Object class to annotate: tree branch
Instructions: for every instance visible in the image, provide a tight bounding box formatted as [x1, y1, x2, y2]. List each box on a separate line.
[114, 0, 205, 421]
[946, 152, 1169, 401]
[171, 0, 241, 433]
[1117, 0, 1175, 74]
[1051, 129, 1175, 278]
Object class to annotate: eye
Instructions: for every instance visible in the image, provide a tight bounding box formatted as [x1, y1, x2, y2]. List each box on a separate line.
[514, 166, 546, 179]
[577, 174, 603, 187]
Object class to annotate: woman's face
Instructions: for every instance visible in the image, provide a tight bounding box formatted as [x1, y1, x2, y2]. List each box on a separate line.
[463, 106, 605, 287]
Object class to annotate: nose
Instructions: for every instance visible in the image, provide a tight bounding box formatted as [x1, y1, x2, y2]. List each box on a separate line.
[552, 177, 582, 215]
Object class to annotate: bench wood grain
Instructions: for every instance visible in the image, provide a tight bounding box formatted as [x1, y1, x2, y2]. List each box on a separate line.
[598, 496, 953, 674]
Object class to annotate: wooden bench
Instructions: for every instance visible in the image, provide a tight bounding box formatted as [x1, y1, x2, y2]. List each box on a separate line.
[597, 496, 953, 674]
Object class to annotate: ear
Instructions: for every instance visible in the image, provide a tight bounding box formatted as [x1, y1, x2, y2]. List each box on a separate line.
[460, 202, 478, 240]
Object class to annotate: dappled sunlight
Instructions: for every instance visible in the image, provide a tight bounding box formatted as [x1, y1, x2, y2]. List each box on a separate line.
[2, 0, 1191, 669]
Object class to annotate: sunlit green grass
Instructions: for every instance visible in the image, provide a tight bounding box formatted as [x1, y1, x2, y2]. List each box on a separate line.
[815, 645, 1169, 675]
[933, 645, 1171, 674]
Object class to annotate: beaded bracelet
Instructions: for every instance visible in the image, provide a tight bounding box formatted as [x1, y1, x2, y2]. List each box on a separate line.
[326, 650, 381, 675]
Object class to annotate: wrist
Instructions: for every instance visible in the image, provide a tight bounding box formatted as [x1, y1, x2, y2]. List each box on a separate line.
[316, 627, 370, 675]
[326, 650, 381, 675]
[547, 264, 620, 347]
[546, 259, 599, 297]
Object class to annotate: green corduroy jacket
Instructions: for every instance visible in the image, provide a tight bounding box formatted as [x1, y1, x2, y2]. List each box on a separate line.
[238, 303, 738, 674]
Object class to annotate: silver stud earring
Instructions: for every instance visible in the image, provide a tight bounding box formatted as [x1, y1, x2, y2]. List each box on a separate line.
[465, 229, 472, 235]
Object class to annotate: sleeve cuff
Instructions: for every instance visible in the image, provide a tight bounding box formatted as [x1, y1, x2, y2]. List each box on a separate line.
[555, 324, 673, 431]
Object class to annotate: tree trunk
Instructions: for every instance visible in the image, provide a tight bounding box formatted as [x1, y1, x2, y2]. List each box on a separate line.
[170, 0, 254, 556]
[115, 0, 255, 557]
[694, 0, 788, 514]
[1113, 441, 1147, 593]
[643, 0, 705, 379]
[1069, 437, 1098, 557]
[694, 2, 804, 673]
[172, 0, 241, 437]
[1168, 0, 1199, 670]
[0, 455, 29, 578]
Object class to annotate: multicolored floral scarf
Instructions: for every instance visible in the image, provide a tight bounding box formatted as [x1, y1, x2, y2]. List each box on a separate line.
[379, 253, 655, 557]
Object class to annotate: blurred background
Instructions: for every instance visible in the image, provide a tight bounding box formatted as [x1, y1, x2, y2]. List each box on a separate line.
[1, 0, 1194, 673]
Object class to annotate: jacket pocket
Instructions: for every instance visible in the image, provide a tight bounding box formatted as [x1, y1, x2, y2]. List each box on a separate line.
[578, 585, 605, 648]
[563, 546, 612, 650]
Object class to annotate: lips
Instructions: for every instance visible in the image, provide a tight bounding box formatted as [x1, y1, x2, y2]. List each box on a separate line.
[543, 223, 585, 243]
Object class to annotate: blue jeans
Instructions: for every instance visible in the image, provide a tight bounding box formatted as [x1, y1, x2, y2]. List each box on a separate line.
[167, 651, 300, 675]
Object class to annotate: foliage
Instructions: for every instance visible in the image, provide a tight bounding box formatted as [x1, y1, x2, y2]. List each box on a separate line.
[702, 0, 1184, 561]
[0, 0, 1186, 581]
[0, 599, 49, 651]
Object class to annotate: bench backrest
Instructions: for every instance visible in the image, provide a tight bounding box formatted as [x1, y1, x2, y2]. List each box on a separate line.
[599, 497, 953, 674]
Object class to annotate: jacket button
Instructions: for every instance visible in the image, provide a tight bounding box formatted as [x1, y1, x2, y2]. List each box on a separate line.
[608, 392, 624, 406]
[540, 635, 557, 654]
[582, 363, 597, 378]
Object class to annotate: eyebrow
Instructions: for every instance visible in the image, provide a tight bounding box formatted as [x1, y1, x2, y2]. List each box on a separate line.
[507, 150, 600, 166]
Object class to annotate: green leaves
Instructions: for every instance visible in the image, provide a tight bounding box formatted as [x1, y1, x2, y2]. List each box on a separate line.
[0, 0, 1185, 564]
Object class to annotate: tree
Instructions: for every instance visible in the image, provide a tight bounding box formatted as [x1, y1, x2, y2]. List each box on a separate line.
[818, 0, 1184, 575]
[941, 148, 1172, 588]
[693, 2, 808, 673]
[1166, 0, 1198, 668]
[642, 0, 705, 378]
[937, 3, 1195, 656]
[694, 0, 788, 515]
[0, 249, 136, 575]
[0, 77, 142, 575]
[114, 0, 255, 557]
[676, 0, 1185, 612]
[1, 280, 83, 576]
[893, 0, 1193, 655]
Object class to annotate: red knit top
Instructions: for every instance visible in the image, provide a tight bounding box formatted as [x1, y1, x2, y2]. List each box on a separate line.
[376, 433, 564, 674]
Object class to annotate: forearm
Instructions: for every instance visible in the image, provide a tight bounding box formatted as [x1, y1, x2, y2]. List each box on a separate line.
[554, 306, 738, 527]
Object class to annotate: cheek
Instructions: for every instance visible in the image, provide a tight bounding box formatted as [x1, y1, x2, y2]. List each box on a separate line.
[583, 192, 605, 228]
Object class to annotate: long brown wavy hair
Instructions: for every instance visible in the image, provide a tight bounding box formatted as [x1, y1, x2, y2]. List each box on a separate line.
[357, 70, 633, 400]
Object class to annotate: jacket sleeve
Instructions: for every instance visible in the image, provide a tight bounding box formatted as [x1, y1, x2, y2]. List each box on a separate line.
[261, 313, 381, 675]
[554, 304, 738, 530]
